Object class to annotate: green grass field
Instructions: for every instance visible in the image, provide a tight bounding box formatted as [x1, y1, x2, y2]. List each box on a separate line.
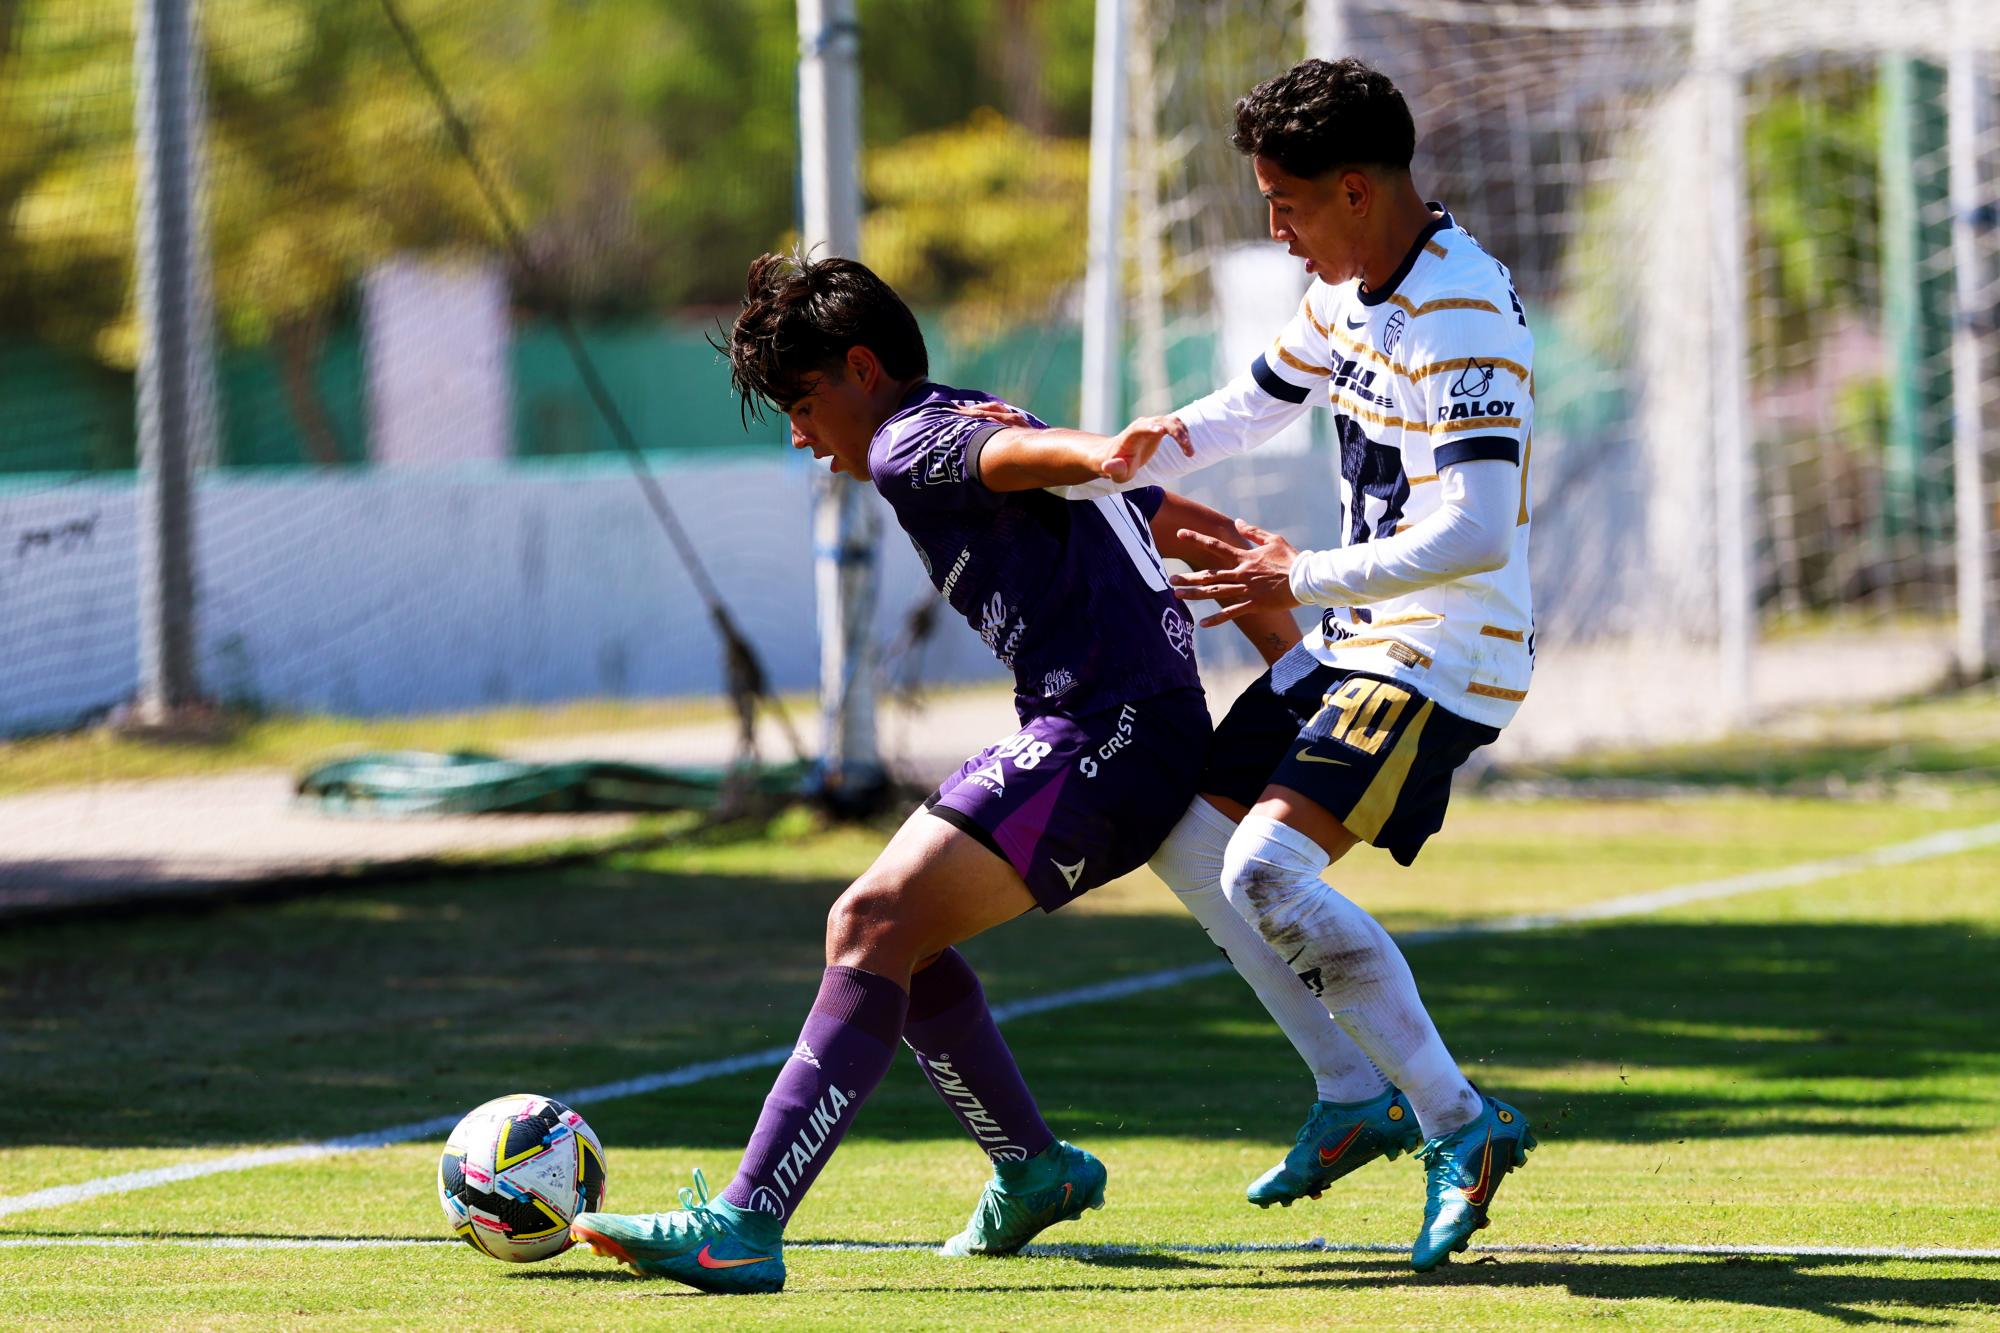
[4, 692, 1999, 1328]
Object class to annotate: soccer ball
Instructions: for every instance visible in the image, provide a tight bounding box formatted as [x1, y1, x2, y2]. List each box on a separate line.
[438, 1093, 608, 1262]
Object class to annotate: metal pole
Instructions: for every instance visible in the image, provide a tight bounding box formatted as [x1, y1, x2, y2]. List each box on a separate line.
[1696, 0, 1754, 716]
[1080, 0, 1130, 434]
[1948, 8, 1995, 678]
[1128, 0, 1169, 415]
[798, 0, 883, 800]
[1305, 0, 1348, 58]
[1880, 54, 1954, 551]
[135, 0, 215, 723]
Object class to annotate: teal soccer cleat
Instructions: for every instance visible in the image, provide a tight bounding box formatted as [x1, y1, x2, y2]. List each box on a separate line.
[939, 1140, 1107, 1256]
[1248, 1087, 1422, 1208]
[1411, 1094, 1535, 1271]
[570, 1168, 785, 1295]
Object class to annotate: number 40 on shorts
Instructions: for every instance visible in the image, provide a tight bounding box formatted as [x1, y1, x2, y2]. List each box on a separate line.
[1310, 678, 1414, 756]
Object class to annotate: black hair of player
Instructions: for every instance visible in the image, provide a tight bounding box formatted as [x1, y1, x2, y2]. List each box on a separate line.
[721, 251, 929, 425]
[1230, 57, 1416, 178]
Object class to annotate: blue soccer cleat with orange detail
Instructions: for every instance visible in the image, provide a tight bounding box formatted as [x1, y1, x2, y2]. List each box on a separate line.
[570, 1167, 785, 1295]
[1248, 1087, 1422, 1208]
[1411, 1094, 1535, 1271]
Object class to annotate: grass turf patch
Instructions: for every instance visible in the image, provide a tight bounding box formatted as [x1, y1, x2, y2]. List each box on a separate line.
[2, 791, 1998, 1326]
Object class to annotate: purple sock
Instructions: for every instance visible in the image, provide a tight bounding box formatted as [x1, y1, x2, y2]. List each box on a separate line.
[902, 949, 1055, 1164]
[721, 966, 907, 1227]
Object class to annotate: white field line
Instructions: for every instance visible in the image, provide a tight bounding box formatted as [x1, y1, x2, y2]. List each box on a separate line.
[1, 1237, 1997, 1263]
[3, 817, 1997, 1225]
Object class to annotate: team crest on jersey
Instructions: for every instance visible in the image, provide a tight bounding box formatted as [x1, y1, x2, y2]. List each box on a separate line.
[1383, 308, 1407, 356]
[919, 439, 965, 487]
[1161, 606, 1195, 658]
[1448, 359, 1496, 398]
[1042, 668, 1077, 699]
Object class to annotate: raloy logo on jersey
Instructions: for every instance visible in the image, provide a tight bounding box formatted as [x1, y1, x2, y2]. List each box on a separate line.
[1437, 399, 1515, 423]
[1448, 358, 1496, 398]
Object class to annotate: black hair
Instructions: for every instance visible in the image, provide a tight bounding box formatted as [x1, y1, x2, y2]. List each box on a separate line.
[1230, 57, 1416, 178]
[722, 251, 928, 423]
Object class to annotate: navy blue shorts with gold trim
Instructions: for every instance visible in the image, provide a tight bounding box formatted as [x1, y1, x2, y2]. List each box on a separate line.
[1201, 644, 1499, 866]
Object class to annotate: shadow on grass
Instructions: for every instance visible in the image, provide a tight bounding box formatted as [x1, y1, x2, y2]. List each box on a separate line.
[847, 1254, 2000, 1323]
[1, 854, 1994, 1152]
[1520, 742, 2000, 792]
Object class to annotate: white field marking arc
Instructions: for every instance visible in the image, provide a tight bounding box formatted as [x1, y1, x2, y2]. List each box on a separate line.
[1, 1237, 1997, 1263]
[3, 816, 1997, 1224]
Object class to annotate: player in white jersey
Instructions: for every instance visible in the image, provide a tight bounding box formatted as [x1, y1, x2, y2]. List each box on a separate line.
[1001, 57, 1538, 1270]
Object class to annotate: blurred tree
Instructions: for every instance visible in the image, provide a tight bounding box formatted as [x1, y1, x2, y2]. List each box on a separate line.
[864, 107, 1087, 336]
[0, 0, 1099, 388]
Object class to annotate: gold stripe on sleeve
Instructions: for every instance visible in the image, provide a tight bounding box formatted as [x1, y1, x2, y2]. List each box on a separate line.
[1407, 355, 1530, 383]
[1273, 342, 1331, 377]
[1479, 625, 1526, 641]
[1434, 416, 1522, 435]
[1465, 682, 1529, 701]
[1386, 295, 1503, 318]
[1330, 391, 1430, 435]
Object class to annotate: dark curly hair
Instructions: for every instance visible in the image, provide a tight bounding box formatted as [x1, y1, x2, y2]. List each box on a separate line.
[721, 251, 928, 424]
[1230, 57, 1415, 178]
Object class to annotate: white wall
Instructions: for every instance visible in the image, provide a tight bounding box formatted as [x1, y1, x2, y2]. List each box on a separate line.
[0, 457, 1001, 736]
[362, 259, 512, 468]
[0, 450, 1374, 739]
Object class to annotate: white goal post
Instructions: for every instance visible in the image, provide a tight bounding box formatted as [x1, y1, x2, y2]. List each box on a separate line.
[1094, 0, 1999, 722]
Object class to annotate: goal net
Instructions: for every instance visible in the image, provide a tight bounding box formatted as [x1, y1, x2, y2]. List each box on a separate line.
[1126, 0, 2000, 748]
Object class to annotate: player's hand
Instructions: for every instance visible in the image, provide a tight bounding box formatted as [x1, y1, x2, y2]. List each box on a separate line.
[1097, 415, 1191, 482]
[1168, 519, 1302, 626]
[951, 400, 1037, 429]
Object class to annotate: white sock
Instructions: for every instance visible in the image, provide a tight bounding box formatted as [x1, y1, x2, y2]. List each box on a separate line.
[1150, 798, 1389, 1105]
[1221, 813, 1482, 1140]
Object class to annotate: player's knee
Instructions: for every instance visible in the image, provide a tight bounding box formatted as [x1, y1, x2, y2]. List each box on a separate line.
[1148, 798, 1234, 895]
[1220, 814, 1332, 939]
[825, 875, 919, 969]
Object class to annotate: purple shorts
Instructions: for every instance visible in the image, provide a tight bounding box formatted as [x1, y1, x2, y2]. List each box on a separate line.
[924, 688, 1210, 911]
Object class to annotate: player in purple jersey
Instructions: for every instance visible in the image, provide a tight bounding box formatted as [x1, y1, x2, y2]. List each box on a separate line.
[570, 252, 1301, 1295]
[973, 60, 1539, 1272]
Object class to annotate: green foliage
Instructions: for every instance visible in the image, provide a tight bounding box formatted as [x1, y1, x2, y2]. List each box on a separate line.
[0, 0, 1099, 373]
[1742, 68, 1881, 359]
[865, 108, 1088, 337]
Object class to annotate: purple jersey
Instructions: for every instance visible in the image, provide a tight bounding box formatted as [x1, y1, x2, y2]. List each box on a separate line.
[869, 382, 1203, 719]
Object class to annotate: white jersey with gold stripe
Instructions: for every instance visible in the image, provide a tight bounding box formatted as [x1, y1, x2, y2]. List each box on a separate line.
[1181, 210, 1536, 728]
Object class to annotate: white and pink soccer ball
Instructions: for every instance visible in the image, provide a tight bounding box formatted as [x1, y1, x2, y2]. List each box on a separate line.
[438, 1093, 608, 1262]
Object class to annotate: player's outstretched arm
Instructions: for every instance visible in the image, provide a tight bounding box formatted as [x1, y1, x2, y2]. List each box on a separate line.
[1151, 492, 1303, 665]
[1171, 460, 1517, 625]
[973, 417, 1193, 492]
